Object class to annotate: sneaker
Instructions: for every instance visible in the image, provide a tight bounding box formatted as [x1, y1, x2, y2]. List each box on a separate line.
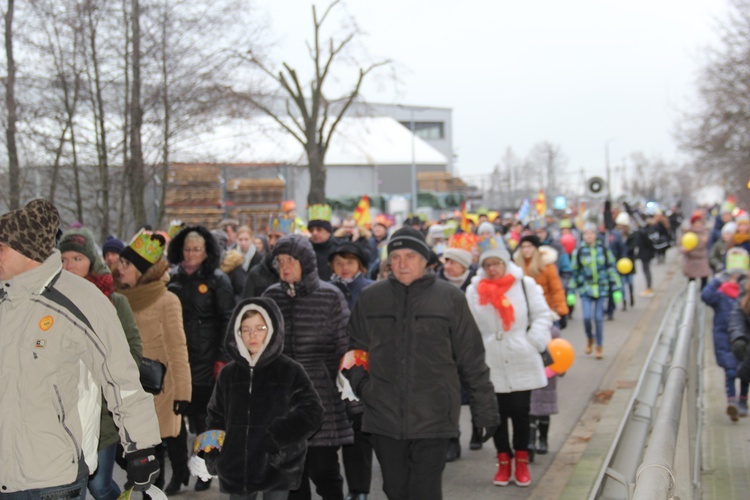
[640, 289, 655, 298]
[493, 453, 512, 486]
[585, 338, 594, 355]
[727, 400, 740, 422]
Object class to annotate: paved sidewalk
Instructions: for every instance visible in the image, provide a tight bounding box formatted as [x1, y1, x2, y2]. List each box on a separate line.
[700, 307, 750, 499]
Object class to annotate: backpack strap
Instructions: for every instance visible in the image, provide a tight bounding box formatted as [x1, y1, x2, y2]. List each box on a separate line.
[521, 277, 531, 332]
[42, 271, 94, 330]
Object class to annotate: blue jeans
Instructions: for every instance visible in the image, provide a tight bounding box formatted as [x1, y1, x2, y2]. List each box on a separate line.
[87, 444, 120, 500]
[725, 368, 750, 400]
[0, 458, 88, 499]
[581, 296, 605, 347]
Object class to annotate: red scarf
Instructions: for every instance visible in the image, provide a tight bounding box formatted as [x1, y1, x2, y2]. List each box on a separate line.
[477, 274, 516, 331]
[86, 273, 114, 300]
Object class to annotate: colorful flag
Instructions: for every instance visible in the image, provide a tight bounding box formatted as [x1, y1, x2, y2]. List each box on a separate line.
[353, 195, 372, 227]
[517, 198, 530, 223]
[534, 189, 547, 216]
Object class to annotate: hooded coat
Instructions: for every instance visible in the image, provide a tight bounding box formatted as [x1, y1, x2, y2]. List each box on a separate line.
[206, 297, 323, 494]
[262, 235, 354, 447]
[681, 227, 713, 279]
[167, 225, 235, 387]
[702, 273, 748, 370]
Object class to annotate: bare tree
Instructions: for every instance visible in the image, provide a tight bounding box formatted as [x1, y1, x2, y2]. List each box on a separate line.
[128, 0, 146, 227]
[3, 0, 20, 209]
[678, 0, 750, 208]
[235, 0, 389, 205]
[528, 141, 567, 197]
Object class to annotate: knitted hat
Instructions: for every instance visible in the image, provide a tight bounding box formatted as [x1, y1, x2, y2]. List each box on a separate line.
[308, 204, 333, 233]
[479, 246, 511, 268]
[519, 234, 541, 248]
[0, 199, 60, 263]
[329, 241, 369, 269]
[736, 212, 750, 225]
[120, 229, 167, 274]
[477, 221, 495, 236]
[102, 235, 125, 256]
[387, 227, 431, 261]
[443, 247, 472, 270]
[59, 228, 99, 269]
[726, 247, 749, 274]
[690, 213, 703, 225]
[721, 221, 738, 237]
[615, 212, 630, 226]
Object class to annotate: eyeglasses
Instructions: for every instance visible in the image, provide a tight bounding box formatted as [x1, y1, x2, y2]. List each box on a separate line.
[239, 325, 268, 337]
[184, 247, 205, 254]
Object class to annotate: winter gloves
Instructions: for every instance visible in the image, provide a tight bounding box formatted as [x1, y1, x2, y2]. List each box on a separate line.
[173, 400, 190, 414]
[476, 425, 498, 443]
[125, 448, 160, 491]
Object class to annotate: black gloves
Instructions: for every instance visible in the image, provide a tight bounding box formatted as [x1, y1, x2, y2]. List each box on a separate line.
[732, 339, 748, 363]
[173, 400, 190, 415]
[261, 433, 280, 454]
[125, 447, 160, 491]
[477, 426, 497, 443]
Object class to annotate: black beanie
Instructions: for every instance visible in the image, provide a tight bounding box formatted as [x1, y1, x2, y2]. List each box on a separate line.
[519, 234, 541, 248]
[387, 227, 430, 261]
[329, 241, 369, 269]
[308, 219, 333, 234]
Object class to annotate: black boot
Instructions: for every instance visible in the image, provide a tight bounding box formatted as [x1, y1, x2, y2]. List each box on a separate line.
[528, 417, 537, 463]
[469, 425, 483, 450]
[446, 436, 461, 462]
[194, 477, 212, 491]
[537, 417, 550, 455]
[629, 284, 635, 307]
[345, 494, 368, 500]
[164, 473, 189, 495]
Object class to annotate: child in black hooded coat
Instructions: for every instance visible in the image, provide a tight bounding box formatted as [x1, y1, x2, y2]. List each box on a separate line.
[206, 297, 324, 499]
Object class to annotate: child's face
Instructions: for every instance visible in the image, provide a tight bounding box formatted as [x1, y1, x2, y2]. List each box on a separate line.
[240, 315, 268, 355]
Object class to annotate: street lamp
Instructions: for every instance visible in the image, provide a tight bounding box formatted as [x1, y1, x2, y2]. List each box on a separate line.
[409, 110, 417, 215]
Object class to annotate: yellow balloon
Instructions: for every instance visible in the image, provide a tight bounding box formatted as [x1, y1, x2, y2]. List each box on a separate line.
[616, 257, 633, 274]
[682, 232, 699, 251]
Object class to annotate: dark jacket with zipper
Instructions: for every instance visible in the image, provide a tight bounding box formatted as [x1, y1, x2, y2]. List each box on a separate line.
[263, 234, 354, 447]
[345, 272, 499, 440]
[167, 225, 235, 387]
[206, 297, 323, 494]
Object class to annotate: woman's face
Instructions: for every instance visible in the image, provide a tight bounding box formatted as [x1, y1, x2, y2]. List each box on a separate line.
[276, 254, 302, 283]
[117, 258, 140, 288]
[520, 242, 536, 260]
[253, 237, 265, 254]
[482, 257, 506, 280]
[61, 251, 91, 278]
[237, 232, 252, 254]
[182, 236, 207, 267]
[240, 314, 268, 356]
[443, 258, 467, 278]
[331, 254, 360, 280]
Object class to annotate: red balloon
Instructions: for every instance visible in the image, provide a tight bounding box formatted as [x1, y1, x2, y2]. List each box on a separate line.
[560, 233, 577, 254]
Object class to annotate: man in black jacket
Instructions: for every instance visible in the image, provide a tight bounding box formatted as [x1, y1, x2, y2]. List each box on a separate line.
[345, 227, 499, 500]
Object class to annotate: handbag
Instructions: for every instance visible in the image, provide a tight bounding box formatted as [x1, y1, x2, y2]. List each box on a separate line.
[140, 357, 167, 395]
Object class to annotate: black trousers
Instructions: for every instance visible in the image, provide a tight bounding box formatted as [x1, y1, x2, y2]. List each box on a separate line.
[493, 390, 531, 455]
[288, 446, 344, 500]
[641, 258, 653, 289]
[342, 413, 373, 494]
[369, 434, 450, 500]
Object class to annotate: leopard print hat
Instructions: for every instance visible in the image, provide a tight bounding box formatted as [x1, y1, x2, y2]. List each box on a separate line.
[0, 199, 60, 262]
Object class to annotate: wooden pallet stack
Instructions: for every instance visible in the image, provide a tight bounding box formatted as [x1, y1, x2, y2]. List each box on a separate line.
[417, 172, 468, 192]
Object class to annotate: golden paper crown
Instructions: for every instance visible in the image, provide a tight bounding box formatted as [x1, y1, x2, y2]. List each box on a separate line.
[448, 232, 478, 252]
[128, 229, 166, 265]
[308, 204, 332, 222]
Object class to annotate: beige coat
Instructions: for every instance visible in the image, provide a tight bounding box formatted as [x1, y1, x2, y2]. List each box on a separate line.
[118, 259, 192, 438]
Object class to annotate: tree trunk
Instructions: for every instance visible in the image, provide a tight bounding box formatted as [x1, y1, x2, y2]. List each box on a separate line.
[128, 0, 146, 227]
[4, 0, 20, 210]
[158, 5, 170, 227]
[306, 143, 327, 205]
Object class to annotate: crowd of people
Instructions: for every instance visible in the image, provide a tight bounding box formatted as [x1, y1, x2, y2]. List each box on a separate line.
[4, 195, 750, 500]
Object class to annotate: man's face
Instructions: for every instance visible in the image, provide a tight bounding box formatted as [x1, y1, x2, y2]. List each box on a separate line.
[373, 224, 387, 239]
[225, 226, 237, 245]
[267, 233, 283, 249]
[341, 220, 356, 235]
[276, 254, 303, 283]
[309, 226, 331, 244]
[237, 232, 252, 254]
[389, 249, 427, 286]
[0, 243, 38, 280]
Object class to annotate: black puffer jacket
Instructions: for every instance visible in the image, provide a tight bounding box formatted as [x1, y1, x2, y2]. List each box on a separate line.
[168, 225, 235, 387]
[242, 253, 279, 298]
[346, 273, 499, 440]
[207, 297, 323, 494]
[263, 235, 354, 447]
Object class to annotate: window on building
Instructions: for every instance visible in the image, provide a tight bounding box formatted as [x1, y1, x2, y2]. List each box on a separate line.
[399, 121, 444, 140]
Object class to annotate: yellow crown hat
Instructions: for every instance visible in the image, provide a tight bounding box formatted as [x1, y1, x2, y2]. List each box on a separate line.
[120, 229, 167, 274]
[308, 204, 332, 222]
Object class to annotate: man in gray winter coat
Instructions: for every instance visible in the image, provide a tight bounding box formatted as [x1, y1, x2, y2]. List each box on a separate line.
[345, 226, 499, 500]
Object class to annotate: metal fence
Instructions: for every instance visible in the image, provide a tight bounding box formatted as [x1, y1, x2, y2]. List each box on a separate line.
[588, 280, 704, 499]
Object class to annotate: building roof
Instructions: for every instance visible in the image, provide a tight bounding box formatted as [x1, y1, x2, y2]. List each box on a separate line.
[171, 116, 448, 167]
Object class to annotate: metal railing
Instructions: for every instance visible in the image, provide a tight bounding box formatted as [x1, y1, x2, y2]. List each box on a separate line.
[589, 280, 703, 499]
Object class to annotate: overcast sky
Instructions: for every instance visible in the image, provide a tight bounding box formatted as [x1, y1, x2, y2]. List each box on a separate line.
[254, 0, 727, 189]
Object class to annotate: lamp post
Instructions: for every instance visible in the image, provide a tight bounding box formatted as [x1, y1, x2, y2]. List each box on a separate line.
[409, 109, 417, 215]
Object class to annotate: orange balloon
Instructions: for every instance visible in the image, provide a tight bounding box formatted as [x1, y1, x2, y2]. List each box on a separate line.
[548, 338, 575, 374]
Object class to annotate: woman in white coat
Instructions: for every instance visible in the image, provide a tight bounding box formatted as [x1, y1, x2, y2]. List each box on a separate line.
[466, 246, 552, 488]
